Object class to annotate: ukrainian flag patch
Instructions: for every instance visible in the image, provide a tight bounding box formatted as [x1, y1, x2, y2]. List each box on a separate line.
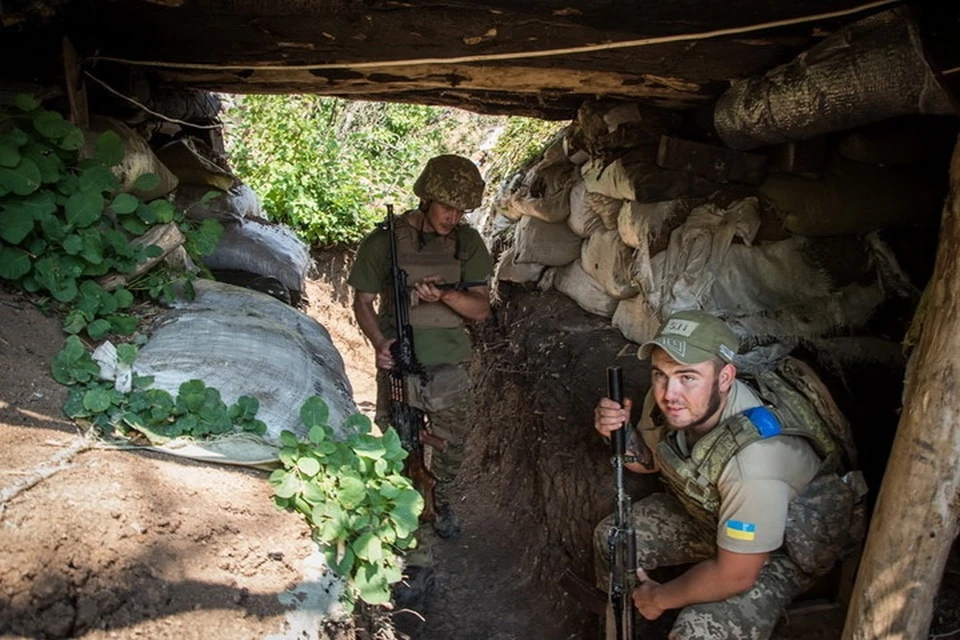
[725, 520, 756, 541]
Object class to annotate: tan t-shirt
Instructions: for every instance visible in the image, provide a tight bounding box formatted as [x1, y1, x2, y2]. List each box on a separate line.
[638, 379, 822, 554]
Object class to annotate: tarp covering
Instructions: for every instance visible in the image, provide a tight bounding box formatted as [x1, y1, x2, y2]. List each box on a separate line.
[133, 280, 357, 444]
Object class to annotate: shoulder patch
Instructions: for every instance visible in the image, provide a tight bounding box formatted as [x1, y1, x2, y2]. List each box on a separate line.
[742, 406, 782, 438]
[725, 520, 756, 541]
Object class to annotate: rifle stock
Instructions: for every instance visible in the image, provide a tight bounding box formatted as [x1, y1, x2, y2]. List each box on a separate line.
[384, 204, 442, 523]
[607, 366, 637, 640]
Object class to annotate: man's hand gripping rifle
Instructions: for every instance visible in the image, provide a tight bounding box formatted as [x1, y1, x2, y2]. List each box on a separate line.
[607, 366, 638, 640]
[384, 204, 443, 522]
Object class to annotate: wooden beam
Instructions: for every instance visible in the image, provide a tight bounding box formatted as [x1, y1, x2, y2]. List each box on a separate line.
[841, 135, 960, 638]
[155, 63, 710, 106]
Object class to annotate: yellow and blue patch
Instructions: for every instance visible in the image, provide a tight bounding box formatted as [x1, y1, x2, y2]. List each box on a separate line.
[725, 520, 756, 541]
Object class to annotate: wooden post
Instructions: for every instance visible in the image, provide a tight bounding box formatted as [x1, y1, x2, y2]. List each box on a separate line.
[841, 136, 960, 639]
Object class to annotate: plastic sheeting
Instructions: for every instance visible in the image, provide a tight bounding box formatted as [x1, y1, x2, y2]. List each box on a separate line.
[714, 8, 953, 151]
[202, 216, 312, 298]
[175, 183, 264, 224]
[133, 280, 357, 444]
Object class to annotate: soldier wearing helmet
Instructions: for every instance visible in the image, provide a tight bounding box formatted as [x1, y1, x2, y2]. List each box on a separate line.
[348, 155, 493, 587]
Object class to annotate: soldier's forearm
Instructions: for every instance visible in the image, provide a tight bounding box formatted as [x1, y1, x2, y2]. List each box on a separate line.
[440, 287, 491, 322]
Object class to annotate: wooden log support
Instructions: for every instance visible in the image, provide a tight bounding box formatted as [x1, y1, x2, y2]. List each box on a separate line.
[656, 135, 767, 184]
[99, 222, 186, 291]
[841, 136, 960, 639]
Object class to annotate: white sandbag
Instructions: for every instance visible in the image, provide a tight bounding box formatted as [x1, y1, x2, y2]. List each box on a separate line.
[706, 237, 833, 315]
[133, 280, 357, 443]
[203, 216, 312, 298]
[581, 230, 638, 299]
[82, 116, 179, 201]
[582, 156, 637, 200]
[647, 198, 761, 315]
[513, 215, 582, 267]
[553, 259, 619, 318]
[494, 245, 545, 284]
[569, 178, 622, 235]
[501, 160, 578, 224]
[618, 199, 688, 249]
[707, 236, 886, 354]
[175, 183, 264, 223]
[612, 295, 662, 345]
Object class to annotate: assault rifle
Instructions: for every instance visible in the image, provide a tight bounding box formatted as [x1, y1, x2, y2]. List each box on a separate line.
[433, 281, 486, 291]
[384, 204, 440, 522]
[607, 366, 637, 640]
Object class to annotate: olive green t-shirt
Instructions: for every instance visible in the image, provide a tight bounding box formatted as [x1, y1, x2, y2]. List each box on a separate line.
[347, 219, 493, 366]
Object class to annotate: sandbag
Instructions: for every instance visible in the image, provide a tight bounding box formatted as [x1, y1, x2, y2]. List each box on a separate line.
[576, 100, 680, 155]
[551, 259, 618, 318]
[568, 179, 621, 236]
[706, 237, 834, 316]
[81, 116, 179, 201]
[617, 199, 688, 249]
[175, 183, 264, 224]
[760, 159, 946, 236]
[647, 199, 761, 315]
[494, 245, 545, 284]
[567, 180, 606, 238]
[502, 161, 578, 223]
[203, 215, 312, 300]
[513, 215, 582, 267]
[581, 230, 638, 299]
[612, 295, 661, 345]
[132, 280, 357, 443]
[155, 137, 237, 191]
[581, 150, 717, 203]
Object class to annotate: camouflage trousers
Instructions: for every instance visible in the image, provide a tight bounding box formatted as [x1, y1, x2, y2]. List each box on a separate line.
[594, 492, 818, 640]
[375, 363, 474, 507]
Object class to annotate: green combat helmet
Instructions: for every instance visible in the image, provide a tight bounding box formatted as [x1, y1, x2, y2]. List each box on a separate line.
[413, 154, 485, 211]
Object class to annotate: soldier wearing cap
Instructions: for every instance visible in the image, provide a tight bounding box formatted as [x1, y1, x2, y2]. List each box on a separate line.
[349, 154, 492, 551]
[593, 309, 863, 639]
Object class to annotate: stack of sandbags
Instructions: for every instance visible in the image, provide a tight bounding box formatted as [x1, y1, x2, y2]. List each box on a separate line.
[492, 98, 939, 369]
[166, 136, 311, 304]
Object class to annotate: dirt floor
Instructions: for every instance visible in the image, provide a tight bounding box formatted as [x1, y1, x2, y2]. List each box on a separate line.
[2, 248, 960, 640]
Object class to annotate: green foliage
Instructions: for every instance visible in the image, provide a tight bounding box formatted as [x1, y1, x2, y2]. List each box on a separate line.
[270, 399, 421, 608]
[484, 117, 567, 187]
[224, 95, 565, 247]
[224, 96, 456, 246]
[55, 337, 268, 442]
[0, 95, 223, 340]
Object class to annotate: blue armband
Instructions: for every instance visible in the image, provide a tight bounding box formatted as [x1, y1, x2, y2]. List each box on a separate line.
[742, 406, 782, 438]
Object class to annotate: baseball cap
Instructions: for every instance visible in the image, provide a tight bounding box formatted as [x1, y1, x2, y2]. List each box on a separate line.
[638, 310, 738, 364]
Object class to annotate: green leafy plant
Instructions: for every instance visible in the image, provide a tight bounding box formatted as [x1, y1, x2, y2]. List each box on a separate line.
[270, 397, 423, 608]
[53, 338, 267, 441]
[0, 95, 223, 339]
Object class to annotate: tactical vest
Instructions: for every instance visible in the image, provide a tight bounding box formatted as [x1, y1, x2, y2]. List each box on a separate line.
[656, 359, 852, 530]
[387, 211, 465, 329]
